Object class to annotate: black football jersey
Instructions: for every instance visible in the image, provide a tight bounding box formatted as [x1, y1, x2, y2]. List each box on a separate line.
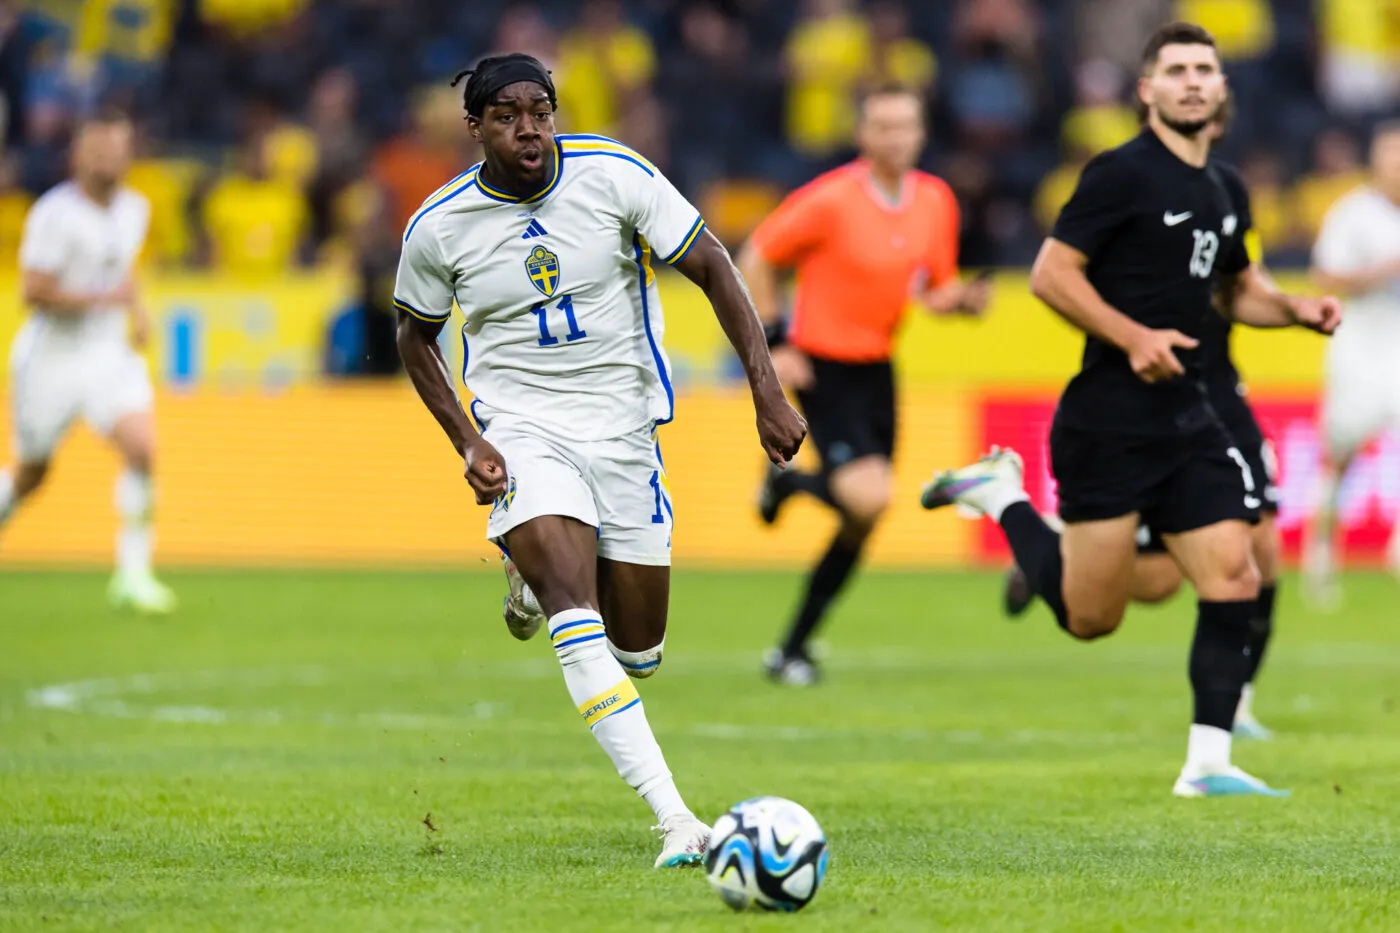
[1050, 129, 1253, 436]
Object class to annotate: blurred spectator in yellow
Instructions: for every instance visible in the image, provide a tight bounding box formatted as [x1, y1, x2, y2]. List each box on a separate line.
[127, 123, 200, 267]
[202, 140, 307, 278]
[201, 0, 310, 38]
[1293, 128, 1369, 241]
[865, 2, 936, 97]
[1060, 59, 1138, 158]
[0, 154, 30, 267]
[1236, 149, 1294, 254]
[556, 0, 655, 136]
[73, 0, 173, 67]
[1316, 0, 1400, 119]
[784, 0, 869, 157]
[1033, 151, 1088, 234]
[373, 84, 470, 234]
[1175, 0, 1274, 62]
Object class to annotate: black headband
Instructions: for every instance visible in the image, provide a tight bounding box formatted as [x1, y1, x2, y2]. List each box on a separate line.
[455, 55, 557, 118]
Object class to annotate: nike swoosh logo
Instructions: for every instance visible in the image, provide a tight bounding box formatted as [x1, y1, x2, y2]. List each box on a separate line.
[941, 476, 995, 498]
[1163, 211, 1193, 226]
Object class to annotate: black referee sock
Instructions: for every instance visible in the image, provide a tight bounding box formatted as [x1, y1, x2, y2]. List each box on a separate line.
[787, 469, 836, 509]
[1246, 583, 1277, 684]
[779, 534, 863, 658]
[1189, 599, 1256, 730]
[998, 502, 1070, 631]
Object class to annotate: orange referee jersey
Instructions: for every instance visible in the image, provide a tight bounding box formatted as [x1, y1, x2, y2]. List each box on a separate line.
[749, 160, 961, 363]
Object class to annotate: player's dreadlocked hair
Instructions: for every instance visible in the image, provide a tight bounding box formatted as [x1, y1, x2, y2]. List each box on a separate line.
[450, 53, 557, 119]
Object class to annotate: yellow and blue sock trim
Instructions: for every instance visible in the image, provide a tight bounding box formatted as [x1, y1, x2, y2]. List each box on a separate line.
[577, 679, 641, 730]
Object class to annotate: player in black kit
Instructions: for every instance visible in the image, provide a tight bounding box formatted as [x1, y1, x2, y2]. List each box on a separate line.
[919, 23, 1340, 797]
[1002, 98, 1285, 741]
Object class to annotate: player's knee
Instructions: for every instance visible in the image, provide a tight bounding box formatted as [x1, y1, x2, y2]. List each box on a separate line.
[832, 464, 892, 526]
[1066, 607, 1124, 641]
[608, 637, 664, 679]
[13, 461, 50, 498]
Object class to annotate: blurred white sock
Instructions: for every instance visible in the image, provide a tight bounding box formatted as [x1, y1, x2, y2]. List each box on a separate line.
[114, 469, 153, 577]
[0, 470, 13, 525]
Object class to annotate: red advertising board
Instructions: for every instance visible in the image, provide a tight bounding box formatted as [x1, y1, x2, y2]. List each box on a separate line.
[976, 392, 1399, 565]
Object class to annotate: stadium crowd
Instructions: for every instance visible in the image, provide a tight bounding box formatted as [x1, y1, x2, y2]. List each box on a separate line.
[0, 0, 1395, 280]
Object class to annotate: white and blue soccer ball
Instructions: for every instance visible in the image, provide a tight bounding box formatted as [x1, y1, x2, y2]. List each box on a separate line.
[705, 796, 828, 912]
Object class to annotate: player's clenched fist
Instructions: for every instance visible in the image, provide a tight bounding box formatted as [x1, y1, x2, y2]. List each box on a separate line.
[755, 392, 807, 466]
[1288, 295, 1343, 335]
[463, 436, 509, 505]
[1126, 326, 1199, 384]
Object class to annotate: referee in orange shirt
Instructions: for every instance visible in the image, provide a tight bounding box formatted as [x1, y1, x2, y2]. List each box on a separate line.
[739, 83, 991, 685]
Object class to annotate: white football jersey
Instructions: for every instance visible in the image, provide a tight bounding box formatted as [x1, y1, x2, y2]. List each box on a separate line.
[18, 181, 151, 345]
[1313, 185, 1400, 323]
[393, 134, 706, 442]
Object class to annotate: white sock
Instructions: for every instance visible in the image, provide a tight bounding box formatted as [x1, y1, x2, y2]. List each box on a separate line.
[982, 485, 1029, 523]
[1236, 682, 1255, 721]
[1184, 723, 1232, 774]
[114, 469, 154, 577]
[0, 470, 13, 525]
[548, 609, 689, 824]
[608, 637, 665, 679]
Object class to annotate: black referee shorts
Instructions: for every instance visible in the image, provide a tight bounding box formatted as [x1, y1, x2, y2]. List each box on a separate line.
[1050, 418, 1261, 535]
[795, 356, 896, 471]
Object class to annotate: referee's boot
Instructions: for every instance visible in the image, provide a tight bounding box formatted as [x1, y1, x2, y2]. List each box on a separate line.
[757, 462, 797, 525]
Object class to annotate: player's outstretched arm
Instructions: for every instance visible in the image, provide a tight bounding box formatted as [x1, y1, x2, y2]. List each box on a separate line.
[1030, 238, 1197, 383]
[395, 313, 507, 505]
[1220, 264, 1343, 334]
[21, 269, 132, 316]
[676, 231, 807, 465]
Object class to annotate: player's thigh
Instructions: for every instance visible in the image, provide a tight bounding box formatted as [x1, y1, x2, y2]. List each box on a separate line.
[84, 347, 154, 463]
[597, 558, 669, 652]
[828, 455, 893, 527]
[502, 516, 600, 618]
[1163, 520, 1259, 601]
[487, 425, 602, 615]
[1061, 513, 1141, 637]
[1131, 529, 1183, 604]
[587, 427, 673, 571]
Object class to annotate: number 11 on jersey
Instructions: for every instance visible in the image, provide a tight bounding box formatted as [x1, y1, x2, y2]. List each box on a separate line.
[531, 294, 587, 347]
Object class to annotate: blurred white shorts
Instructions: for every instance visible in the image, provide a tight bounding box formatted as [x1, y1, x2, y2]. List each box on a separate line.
[8, 319, 153, 462]
[1321, 322, 1400, 461]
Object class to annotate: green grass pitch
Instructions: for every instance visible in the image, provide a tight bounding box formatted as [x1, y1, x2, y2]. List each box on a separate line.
[2, 568, 1398, 931]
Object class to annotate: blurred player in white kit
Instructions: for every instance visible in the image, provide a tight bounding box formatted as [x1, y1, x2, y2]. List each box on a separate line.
[0, 112, 175, 614]
[1307, 122, 1400, 602]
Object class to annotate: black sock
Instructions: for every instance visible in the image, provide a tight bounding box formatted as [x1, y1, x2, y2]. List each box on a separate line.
[998, 501, 1069, 631]
[787, 470, 836, 508]
[779, 534, 863, 657]
[1246, 583, 1276, 684]
[1189, 599, 1256, 730]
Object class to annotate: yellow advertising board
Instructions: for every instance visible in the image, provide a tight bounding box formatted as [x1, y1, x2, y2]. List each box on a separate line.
[0, 385, 971, 569]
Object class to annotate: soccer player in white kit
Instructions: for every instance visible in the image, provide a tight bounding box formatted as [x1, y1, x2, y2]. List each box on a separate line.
[1307, 122, 1400, 601]
[394, 56, 806, 868]
[1, 113, 175, 614]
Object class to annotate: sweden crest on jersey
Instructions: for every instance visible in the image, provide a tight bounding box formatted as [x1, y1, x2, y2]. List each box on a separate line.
[525, 244, 561, 297]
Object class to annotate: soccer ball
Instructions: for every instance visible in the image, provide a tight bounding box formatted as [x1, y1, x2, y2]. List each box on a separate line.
[704, 796, 828, 912]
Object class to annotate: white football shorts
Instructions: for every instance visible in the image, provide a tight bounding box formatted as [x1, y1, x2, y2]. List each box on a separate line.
[8, 319, 154, 462]
[1320, 317, 1400, 461]
[479, 410, 673, 567]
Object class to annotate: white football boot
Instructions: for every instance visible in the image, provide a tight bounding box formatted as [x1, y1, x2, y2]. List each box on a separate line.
[653, 813, 711, 868]
[109, 571, 177, 616]
[920, 446, 1026, 516]
[501, 555, 545, 641]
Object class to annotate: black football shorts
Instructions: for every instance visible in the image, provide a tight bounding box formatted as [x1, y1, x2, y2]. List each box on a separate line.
[796, 356, 897, 470]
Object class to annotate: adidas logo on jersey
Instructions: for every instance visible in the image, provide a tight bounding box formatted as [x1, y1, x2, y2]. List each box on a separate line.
[520, 219, 549, 239]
